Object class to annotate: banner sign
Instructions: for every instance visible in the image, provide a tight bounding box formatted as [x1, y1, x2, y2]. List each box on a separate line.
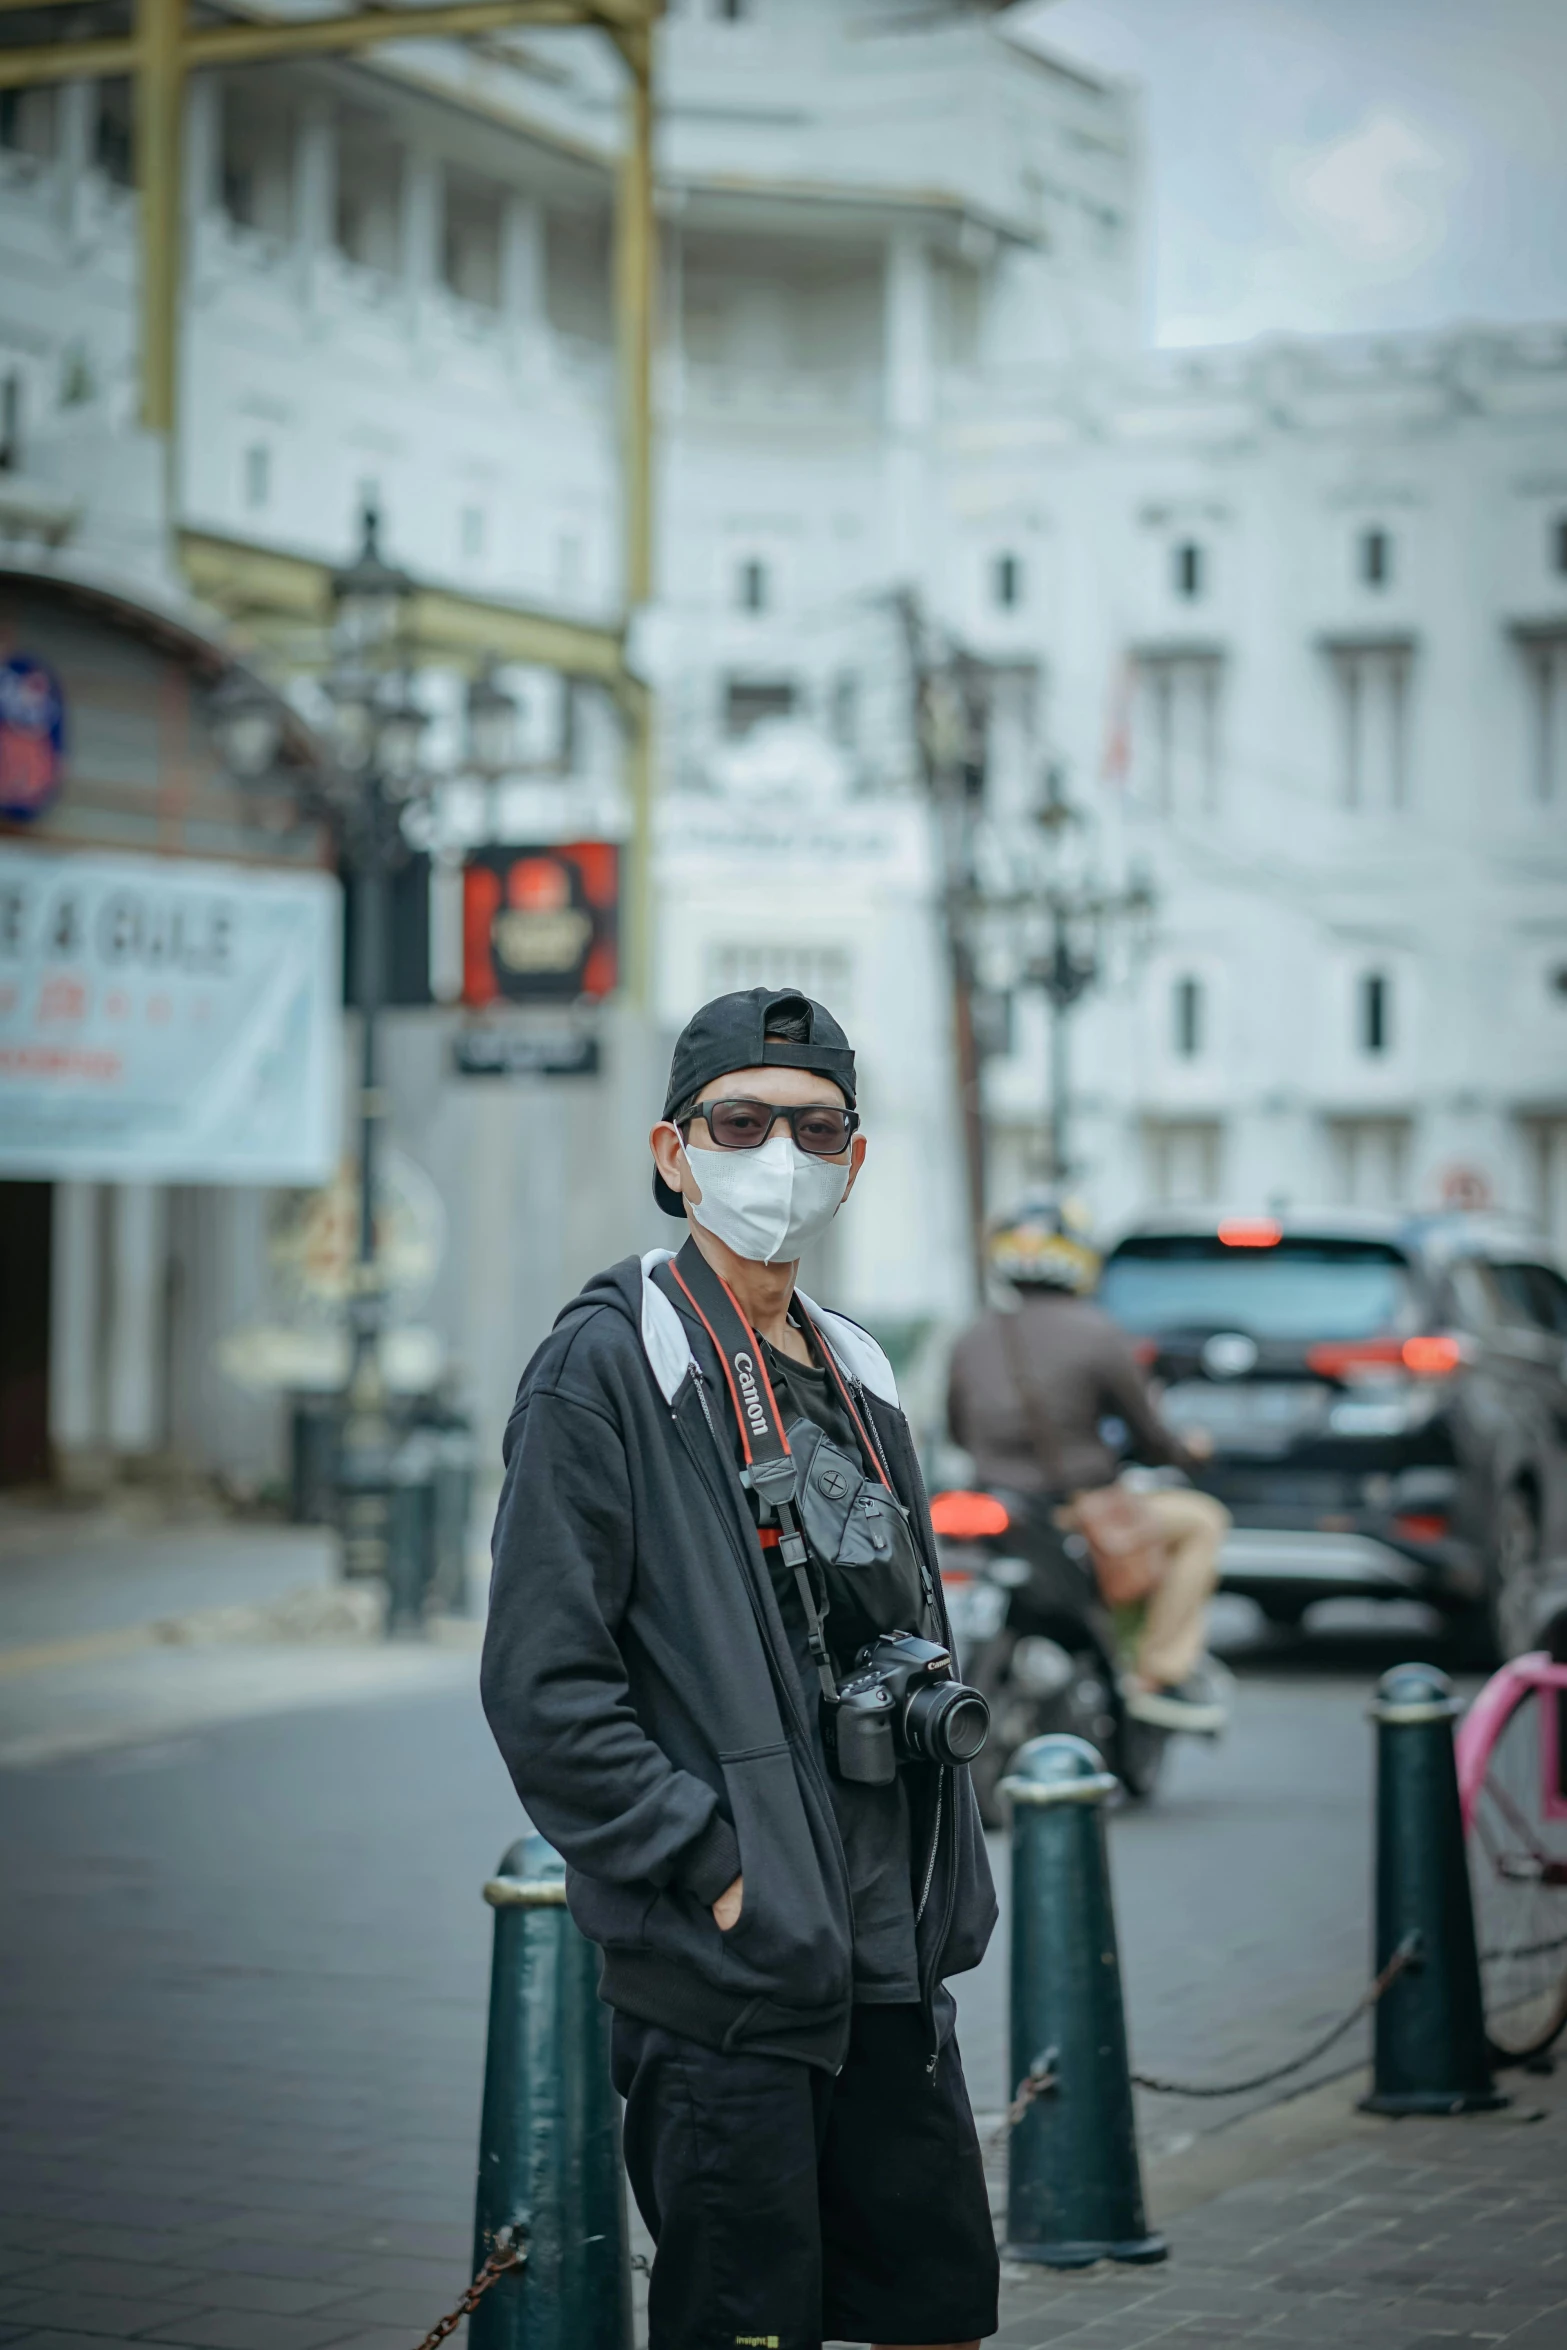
[462, 842, 619, 1005]
[0, 847, 342, 1182]
[453, 1026, 600, 1079]
[0, 655, 66, 823]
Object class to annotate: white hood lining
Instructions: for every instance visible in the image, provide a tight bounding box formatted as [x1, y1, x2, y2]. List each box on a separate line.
[637, 1252, 900, 1413]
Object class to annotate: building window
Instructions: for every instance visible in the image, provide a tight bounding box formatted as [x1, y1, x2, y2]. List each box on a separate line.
[443, 170, 503, 308]
[1520, 632, 1567, 803]
[737, 558, 769, 613]
[706, 942, 851, 1011]
[220, 90, 293, 239]
[1135, 651, 1224, 815]
[1359, 970, 1391, 1056]
[335, 128, 399, 274]
[723, 678, 795, 739]
[242, 444, 270, 511]
[715, 0, 747, 17]
[1359, 528, 1391, 587]
[1553, 515, 1567, 576]
[1172, 541, 1204, 600]
[1522, 1117, 1567, 1249]
[1328, 641, 1413, 810]
[1145, 1119, 1222, 1206]
[460, 506, 484, 560]
[829, 671, 859, 749]
[94, 83, 132, 187]
[0, 88, 56, 163]
[1173, 974, 1203, 1059]
[1328, 1117, 1409, 1208]
[0, 373, 22, 472]
[556, 533, 583, 596]
[993, 552, 1023, 610]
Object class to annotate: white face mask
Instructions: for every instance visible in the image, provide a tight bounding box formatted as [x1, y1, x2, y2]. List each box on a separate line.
[680, 1131, 852, 1266]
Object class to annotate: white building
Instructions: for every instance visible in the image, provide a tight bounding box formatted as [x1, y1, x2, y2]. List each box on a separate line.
[1, 0, 1563, 1496]
[953, 326, 1567, 1244]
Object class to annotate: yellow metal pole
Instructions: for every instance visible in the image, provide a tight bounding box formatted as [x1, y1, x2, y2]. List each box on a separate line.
[181, 0, 625, 71]
[612, 27, 656, 1010]
[0, 36, 138, 88]
[136, 0, 183, 437]
[614, 31, 655, 610]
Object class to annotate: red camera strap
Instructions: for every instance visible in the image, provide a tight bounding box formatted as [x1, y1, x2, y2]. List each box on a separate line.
[656, 1240, 839, 1701]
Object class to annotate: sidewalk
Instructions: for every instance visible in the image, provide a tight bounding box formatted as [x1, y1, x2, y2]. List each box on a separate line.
[2, 1509, 1561, 2347]
[980, 2060, 1566, 2350]
[0, 1499, 478, 1770]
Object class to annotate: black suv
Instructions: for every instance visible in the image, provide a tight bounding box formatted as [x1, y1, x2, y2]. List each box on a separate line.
[1097, 1211, 1567, 1662]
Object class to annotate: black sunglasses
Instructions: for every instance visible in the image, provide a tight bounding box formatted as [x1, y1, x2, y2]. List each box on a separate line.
[679, 1097, 859, 1157]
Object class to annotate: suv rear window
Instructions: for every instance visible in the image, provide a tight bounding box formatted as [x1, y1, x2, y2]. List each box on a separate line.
[1099, 1235, 1415, 1341]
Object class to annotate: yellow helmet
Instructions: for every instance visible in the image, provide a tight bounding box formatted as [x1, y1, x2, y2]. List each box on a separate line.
[987, 1197, 1101, 1294]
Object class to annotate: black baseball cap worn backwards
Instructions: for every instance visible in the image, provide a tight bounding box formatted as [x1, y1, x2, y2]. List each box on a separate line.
[653, 986, 857, 1219]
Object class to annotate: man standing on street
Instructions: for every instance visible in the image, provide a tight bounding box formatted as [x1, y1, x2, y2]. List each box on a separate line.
[482, 986, 1000, 2350]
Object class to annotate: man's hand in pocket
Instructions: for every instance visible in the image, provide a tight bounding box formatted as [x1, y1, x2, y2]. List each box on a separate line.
[712, 1875, 744, 1932]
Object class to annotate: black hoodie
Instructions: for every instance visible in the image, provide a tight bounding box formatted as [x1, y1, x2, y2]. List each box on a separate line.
[481, 1249, 997, 2072]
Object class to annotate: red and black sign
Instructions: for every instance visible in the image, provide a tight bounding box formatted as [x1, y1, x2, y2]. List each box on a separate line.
[462, 843, 619, 1005]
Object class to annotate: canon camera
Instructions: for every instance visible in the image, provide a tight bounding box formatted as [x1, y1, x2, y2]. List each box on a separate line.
[823, 1630, 990, 1787]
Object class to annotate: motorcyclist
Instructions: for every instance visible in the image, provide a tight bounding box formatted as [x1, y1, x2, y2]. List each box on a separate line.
[946, 1198, 1231, 1734]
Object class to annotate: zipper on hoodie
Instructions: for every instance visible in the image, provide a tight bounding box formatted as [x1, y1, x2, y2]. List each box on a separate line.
[690, 1334, 955, 2056]
[676, 1371, 852, 1892]
[844, 1363, 958, 2076]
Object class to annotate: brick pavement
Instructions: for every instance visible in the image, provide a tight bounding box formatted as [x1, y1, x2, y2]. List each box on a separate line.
[1, 1574, 1559, 2350]
[2, 2060, 1563, 2350]
[985, 2061, 1567, 2350]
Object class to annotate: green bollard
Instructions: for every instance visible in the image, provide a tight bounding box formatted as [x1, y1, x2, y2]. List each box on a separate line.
[1361, 1663, 1507, 2117]
[468, 1830, 634, 2350]
[1002, 1735, 1166, 2268]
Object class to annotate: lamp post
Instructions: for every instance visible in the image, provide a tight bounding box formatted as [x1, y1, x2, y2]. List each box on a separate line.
[966, 768, 1155, 1193]
[210, 501, 431, 1608]
[324, 505, 423, 1590]
[466, 658, 522, 783]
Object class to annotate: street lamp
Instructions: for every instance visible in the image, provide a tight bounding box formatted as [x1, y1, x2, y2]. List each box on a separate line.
[330, 499, 413, 665]
[323, 503, 424, 1601]
[208, 666, 286, 782]
[965, 776, 1155, 1191]
[466, 658, 521, 781]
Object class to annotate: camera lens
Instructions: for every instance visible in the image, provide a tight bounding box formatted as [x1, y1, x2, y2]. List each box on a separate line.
[902, 1679, 990, 1765]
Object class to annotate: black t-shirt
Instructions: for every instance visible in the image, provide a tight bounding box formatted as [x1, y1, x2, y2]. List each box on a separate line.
[756, 1325, 922, 2008]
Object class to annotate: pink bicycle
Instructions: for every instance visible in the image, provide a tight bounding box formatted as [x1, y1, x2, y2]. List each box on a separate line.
[1457, 1623, 1567, 2065]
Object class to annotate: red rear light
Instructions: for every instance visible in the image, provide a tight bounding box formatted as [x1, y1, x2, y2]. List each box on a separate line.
[1217, 1218, 1282, 1248]
[929, 1490, 1011, 1539]
[1131, 1338, 1159, 1367]
[1401, 1334, 1468, 1377]
[1392, 1512, 1450, 1544]
[1306, 1333, 1469, 1382]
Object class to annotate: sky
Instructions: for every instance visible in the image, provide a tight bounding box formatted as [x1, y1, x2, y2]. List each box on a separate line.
[1015, 0, 1567, 348]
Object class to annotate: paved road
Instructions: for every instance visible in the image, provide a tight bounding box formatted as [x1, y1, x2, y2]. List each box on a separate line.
[0, 1510, 340, 1647]
[0, 1590, 1469, 2349]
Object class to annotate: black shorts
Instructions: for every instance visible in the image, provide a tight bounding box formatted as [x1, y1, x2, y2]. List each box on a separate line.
[610, 2002, 999, 2350]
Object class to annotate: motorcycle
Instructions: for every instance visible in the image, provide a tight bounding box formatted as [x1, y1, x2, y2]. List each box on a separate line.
[930, 1484, 1173, 1828]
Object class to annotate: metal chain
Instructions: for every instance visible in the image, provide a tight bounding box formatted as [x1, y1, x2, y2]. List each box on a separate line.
[989, 2049, 1060, 2143]
[410, 2239, 525, 2350]
[1129, 1932, 1421, 2099]
[989, 1936, 1421, 2131]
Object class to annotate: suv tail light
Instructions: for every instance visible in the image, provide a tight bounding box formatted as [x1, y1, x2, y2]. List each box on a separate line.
[1392, 1511, 1450, 1544]
[1307, 1333, 1471, 1383]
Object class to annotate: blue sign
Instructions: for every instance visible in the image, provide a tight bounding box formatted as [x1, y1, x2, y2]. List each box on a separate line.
[0, 655, 66, 823]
